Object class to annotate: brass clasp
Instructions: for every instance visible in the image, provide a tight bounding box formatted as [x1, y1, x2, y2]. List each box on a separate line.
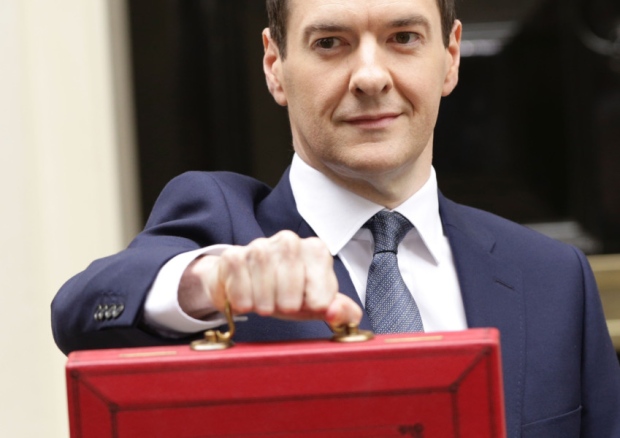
[190, 301, 236, 351]
[331, 323, 374, 343]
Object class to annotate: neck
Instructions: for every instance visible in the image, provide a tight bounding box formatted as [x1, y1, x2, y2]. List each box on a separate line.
[305, 147, 433, 210]
[339, 167, 432, 209]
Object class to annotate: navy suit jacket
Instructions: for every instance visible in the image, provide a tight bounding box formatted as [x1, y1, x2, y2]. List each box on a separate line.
[52, 169, 620, 437]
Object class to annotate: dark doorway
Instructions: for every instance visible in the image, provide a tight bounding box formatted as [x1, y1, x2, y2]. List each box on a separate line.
[127, 0, 620, 253]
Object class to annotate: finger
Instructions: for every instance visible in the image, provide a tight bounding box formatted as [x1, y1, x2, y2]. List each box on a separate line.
[324, 293, 363, 327]
[274, 231, 305, 314]
[205, 257, 227, 311]
[247, 238, 277, 315]
[217, 247, 254, 314]
[300, 237, 338, 311]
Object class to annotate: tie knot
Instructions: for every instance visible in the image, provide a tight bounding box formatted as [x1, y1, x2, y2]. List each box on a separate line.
[364, 211, 413, 254]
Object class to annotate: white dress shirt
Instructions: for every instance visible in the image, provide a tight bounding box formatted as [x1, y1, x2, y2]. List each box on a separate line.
[144, 154, 467, 334]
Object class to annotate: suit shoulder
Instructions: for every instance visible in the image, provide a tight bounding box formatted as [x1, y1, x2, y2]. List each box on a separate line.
[157, 171, 272, 208]
[166, 171, 271, 195]
[144, 171, 272, 229]
[442, 198, 584, 263]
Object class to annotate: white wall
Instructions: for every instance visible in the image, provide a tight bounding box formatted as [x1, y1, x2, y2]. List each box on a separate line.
[0, 1, 138, 436]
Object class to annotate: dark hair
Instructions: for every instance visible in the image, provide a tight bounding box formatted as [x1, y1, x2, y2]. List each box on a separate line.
[266, 0, 456, 58]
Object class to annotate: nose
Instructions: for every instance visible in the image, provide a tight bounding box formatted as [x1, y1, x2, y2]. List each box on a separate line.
[349, 38, 392, 97]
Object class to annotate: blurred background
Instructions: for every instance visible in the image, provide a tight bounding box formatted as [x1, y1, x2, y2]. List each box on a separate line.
[1, 0, 619, 436]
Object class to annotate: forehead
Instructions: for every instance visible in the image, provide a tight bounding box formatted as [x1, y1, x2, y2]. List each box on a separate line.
[286, 0, 442, 31]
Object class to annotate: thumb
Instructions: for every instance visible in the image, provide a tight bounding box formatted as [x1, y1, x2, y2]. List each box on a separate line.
[324, 293, 363, 328]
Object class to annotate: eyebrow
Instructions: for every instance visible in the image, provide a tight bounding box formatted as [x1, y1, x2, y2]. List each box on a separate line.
[388, 15, 431, 33]
[303, 14, 432, 41]
[303, 23, 354, 42]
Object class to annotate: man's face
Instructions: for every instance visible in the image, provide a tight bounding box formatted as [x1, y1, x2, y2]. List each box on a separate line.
[264, 0, 461, 204]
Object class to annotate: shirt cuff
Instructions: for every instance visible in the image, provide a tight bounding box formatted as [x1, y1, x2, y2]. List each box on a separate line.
[143, 245, 232, 336]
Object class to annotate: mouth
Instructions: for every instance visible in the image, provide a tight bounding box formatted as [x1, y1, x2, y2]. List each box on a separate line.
[343, 113, 401, 129]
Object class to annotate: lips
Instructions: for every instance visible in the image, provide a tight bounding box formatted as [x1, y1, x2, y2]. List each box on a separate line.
[343, 113, 401, 129]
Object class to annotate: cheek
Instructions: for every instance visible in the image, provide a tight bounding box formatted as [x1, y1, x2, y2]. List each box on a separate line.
[286, 73, 343, 122]
[395, 68, 445, 115]
[394, 53, 449, 96]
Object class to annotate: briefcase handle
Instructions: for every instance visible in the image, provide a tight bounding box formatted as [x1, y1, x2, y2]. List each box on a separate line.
[190, 301, 374, 351]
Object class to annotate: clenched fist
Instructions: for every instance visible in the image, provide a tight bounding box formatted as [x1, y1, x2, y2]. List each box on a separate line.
[178, 230, 362, 328]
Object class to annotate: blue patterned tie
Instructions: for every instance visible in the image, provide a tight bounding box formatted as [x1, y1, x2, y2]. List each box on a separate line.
[365, 211, 424, 333]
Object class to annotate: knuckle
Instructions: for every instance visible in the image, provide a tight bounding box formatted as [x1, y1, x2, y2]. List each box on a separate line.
[220, 247, 246, 270]
[304, 237, 330, 257]
[229, 296, 252, 314]
[325, 273, 339, 291]
[305, 292, 330, 311]
[277, 303, 297, 314]
[232, 304, 252, 315]
[276, 231, 300, 253]
[246, 240, 271, 265]
[278, 295, 303, 313]
[246, 237, 268, 252]
[274, 229, 299, 241]
[247, 251, 266, 267]
[268, 231, 301, 262]
[255, 303, 275, 316]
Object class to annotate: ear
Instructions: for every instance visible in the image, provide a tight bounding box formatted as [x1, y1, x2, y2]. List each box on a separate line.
[263, 28, 288, 107]
[442, 20, 462, 97]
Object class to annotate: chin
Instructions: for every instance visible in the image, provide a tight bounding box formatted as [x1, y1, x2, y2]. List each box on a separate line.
[328, 155, 411, 180]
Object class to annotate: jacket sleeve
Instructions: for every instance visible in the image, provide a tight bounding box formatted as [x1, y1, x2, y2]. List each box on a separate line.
[51, 171, 257, 355]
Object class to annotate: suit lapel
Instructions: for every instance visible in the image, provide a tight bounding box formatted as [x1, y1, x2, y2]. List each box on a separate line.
[439, 193, 524, 436]
[255, 169, 371, 330]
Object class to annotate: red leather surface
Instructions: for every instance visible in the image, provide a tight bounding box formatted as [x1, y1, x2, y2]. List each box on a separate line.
[66, 328, 506, 437]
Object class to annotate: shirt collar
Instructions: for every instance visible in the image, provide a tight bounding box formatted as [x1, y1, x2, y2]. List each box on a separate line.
[289, 154, 444, 264]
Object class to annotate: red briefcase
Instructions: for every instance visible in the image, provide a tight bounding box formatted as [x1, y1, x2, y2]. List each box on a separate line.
[66, 327, 506, 438]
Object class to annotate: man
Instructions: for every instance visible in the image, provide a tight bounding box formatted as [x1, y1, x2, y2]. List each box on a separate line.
[52, 0, 620, 436]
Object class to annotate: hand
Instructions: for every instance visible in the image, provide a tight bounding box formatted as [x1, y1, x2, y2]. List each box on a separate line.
[178, 231, 362, 327]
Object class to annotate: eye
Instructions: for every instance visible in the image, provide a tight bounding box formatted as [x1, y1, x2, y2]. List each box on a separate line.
[391, 32, 420, 45]
[314, 37, 342, 50]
